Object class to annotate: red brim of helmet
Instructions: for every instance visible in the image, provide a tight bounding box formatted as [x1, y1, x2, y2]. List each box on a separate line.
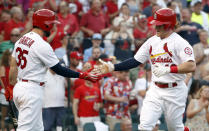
[45, 20, 61, 25]
[150, 20, 170, 25]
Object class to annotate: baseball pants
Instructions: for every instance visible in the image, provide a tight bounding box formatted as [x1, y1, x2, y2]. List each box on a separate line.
[138, 81, 188, 131]
[13, 81, 44, 131]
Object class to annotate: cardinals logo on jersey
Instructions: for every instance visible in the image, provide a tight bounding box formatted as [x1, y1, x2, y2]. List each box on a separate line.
[150, 43, 173, 64]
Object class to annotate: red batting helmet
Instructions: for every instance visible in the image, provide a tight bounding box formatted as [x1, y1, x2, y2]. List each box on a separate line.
[150, 8, 176, 29]
[33, 9, 60, 32]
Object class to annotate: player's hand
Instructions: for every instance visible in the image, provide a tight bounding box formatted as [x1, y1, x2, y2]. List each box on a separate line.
[79, 72, 101, 82]
[91, 59, 114, 75]
[4, 85, 14, 101]
[153, 64, 170, 77]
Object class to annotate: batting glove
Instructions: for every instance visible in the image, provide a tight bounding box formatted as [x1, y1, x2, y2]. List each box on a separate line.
[91, 59, 114, 74]
[79, 72, 101, 82]
[153, 64, 170, 77]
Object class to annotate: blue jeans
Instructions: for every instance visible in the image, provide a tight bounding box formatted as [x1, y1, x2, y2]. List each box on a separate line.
[43, 107, 66, 131]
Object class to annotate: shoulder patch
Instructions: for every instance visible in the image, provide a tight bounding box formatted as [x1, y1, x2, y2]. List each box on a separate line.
[184, 47, 192, 55]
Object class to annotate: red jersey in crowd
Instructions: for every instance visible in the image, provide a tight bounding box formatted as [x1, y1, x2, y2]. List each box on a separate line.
[74, 84, 102, 117]
[57, 13, 79, 35]
[80, 9, 109, 37]
[3, 19, 25, 40]
[103, 77, 132, 119]
[0, 66, 10, 91]
[65, 0, 83, 22]
[133, 26, 155, 39]
[29, 0, 56, 11]
[106, 0, 118, 17]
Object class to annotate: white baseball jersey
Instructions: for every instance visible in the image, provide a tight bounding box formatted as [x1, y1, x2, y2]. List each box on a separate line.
[12, 32, 59, 83]
[134, 32, 195, 83]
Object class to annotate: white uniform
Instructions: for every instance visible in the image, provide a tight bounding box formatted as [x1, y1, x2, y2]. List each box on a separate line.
[12, 32, 59, 131]
[134, 32, 195, 131]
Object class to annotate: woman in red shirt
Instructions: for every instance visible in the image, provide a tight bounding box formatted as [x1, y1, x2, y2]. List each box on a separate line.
[0, 50, 12, 130]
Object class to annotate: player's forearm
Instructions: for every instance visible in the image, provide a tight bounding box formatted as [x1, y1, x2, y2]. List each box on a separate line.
[176, 61, 196, 74]
[114, 57, 141, 71]
[50, 63, 80, 78]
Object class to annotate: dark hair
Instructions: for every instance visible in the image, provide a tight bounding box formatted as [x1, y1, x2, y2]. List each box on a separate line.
[0, 50, 11, 67]
[121, 3, 129, 8]
[189, 79, 201, 96]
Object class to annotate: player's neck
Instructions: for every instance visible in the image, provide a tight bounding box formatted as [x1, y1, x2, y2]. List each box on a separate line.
[158, 30, 173, 39]
[32, 28, 44, 37]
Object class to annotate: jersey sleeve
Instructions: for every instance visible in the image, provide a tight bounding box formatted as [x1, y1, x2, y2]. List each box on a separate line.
[134, 38, 150, 63]
[34, 41, 59, 68]
[176, 39, 195, 62]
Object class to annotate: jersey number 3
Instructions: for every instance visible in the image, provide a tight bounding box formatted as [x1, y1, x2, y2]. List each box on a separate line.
[16, 47, 28, 69]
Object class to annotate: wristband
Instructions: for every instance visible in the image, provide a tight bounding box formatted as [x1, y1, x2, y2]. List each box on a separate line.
[170, 65, 178, 73]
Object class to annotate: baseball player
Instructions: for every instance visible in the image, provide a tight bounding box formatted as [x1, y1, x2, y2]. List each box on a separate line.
[93, 8, 196, 131]
[8, 9, 100, 131]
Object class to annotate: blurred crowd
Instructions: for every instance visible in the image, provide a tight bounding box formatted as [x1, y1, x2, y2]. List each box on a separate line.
[0, 0, 209, 131]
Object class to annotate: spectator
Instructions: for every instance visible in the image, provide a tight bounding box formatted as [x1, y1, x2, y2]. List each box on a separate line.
[43, 69, 67, 131]
[0, 50, 12, 131]
[3, 6, 24, 41]
[105, 0, 119, 21]
[200, 62, 209, 80]
[103, 70, 132, 131]
[191, 0, 209, 32]
[87, 46, 102, 66]
[133, 14, 155, 52]
[22, 9, 34, 36]
[147, 3, 161, 27]
[120, 118, 132, 131]
[54, 34, 69, 61]
[57, 1, 79, 42]
[16, 0, 30, 14]
[142, 0, 158, 18]
[84, 33, 104, 62]
[79, 0, 91, 13]
[0, 0, 16, 11]
[0, 10, 11, 42]
[132, 63, 151, 116]
[29, 0, 58, 12]
[0, 28, 20, 59]
[185, 85, 209, 130]
[73, 63, 102, 131]
[176, 8, 203, 46]
[193, 30, 209, 79]
[112, 21, 134, 61]
[188, 79, 201, 101]
[67, 0, 84, 22]
[113, 3, 134, 35]
[68, 51, 83, 103]
[126, 0, 139, 16]
[80, 0, 110, 50]
[167, 1, 181, 21]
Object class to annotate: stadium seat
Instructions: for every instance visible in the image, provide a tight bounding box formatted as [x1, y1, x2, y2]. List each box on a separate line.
[83, 123, 96, 131]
